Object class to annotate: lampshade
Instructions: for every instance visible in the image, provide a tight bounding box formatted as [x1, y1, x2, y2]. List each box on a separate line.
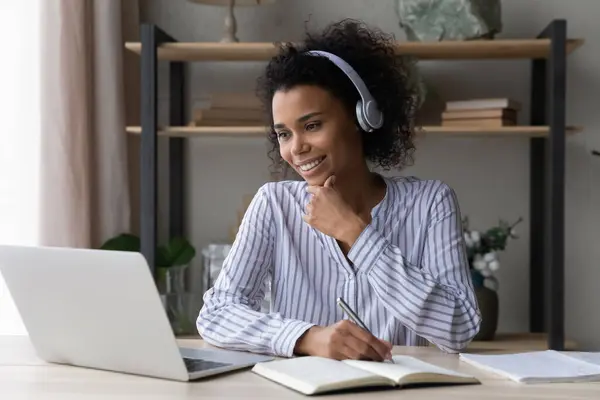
[188, 0, 277, 42]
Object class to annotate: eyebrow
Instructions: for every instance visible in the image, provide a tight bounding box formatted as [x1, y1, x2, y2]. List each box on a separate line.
[273, 111, 323, 129]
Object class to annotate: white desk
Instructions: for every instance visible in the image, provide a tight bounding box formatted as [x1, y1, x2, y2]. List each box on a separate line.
[1, 335, 599, 399]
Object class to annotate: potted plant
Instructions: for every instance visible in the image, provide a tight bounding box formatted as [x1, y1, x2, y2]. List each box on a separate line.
[462, 216, 522, 340]
[99, 233, 196, 292]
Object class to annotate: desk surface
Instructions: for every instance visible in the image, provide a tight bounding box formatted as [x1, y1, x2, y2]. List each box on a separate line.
[1, 335, 599, 399]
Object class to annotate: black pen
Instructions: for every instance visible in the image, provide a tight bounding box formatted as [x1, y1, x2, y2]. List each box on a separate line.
[336, 297, 394, 363]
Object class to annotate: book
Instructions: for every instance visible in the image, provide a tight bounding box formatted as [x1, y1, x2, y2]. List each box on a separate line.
[441, 118, 516, 127]
[445, 98, 521, 111]
[251, 355, 479, 395]
[459, 350, 600, 383]
[441, 108, 517, 120]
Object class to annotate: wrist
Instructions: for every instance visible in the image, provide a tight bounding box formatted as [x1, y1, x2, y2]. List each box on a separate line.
[339, 214, 368, 248]
[294, 326, 321, 356]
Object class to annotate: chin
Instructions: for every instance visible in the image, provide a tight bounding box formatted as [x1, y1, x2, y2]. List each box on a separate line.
[298, 171, 330, 186]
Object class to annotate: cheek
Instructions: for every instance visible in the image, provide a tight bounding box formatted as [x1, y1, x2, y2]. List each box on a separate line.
[279, 142, 292, 163]
[325, 129, 354, 157]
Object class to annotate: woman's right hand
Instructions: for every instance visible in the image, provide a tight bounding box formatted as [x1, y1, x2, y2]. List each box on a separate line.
[294, 320, 393, 361]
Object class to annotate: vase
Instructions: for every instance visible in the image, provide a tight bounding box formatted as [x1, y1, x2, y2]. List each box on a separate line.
[156, 265, 202, 335]
[156, 265, 188, 294]
[395, 0, 502, 41]
[474, 285, 498, 340]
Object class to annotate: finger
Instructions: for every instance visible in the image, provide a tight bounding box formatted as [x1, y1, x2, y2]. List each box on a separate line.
[305, 203, 313, 214]
[324, 175, 335, 188]
[381, 339, 393, 351]
[306, 186, 320, 195]
[346, 322, 391, 360]
[340, 335, 384, 361]
[330, 350, 349, 361]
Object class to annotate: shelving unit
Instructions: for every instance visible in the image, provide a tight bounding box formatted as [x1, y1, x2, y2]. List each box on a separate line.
[125, 125, 583, 138]
[125, 20, 583, 351]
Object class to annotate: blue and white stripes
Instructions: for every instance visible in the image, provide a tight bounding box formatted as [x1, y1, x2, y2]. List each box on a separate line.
[197, 175, 481, 357]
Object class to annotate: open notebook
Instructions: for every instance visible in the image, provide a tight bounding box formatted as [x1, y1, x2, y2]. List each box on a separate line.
[251, 355, 479, 395]
[459, 350, 600, 383]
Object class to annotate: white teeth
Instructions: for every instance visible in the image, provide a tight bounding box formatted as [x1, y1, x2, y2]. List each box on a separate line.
[299, 157, 324, 172]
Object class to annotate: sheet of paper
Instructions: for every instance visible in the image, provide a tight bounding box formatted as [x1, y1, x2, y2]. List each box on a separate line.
[460, 350, 600, 383]
[563, 351, 600, 366]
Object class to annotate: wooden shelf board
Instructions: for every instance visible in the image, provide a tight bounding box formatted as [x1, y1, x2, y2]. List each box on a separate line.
[423, 125, 582, 137]
[125, 125, 581, 138]
[124, 38, 583, 61]
[126, 125, 268, 137]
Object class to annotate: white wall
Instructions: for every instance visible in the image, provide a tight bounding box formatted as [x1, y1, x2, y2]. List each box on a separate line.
[142, 0, 600, 349]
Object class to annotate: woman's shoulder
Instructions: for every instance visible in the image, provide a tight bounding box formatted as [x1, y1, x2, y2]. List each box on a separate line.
[382, 175, 460, 208]
[254, 179, 308, 205]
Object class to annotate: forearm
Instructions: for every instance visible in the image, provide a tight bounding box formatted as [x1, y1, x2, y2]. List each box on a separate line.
[348, 224, 481, 352]
[196, 183, 315, 356]
[197, 290, 315, 357]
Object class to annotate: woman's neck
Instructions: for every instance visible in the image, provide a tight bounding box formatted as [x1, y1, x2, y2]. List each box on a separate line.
[335, 167, 385, 222]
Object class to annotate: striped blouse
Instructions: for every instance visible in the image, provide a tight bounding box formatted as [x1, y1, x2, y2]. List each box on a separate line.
[197, 175, 481, 357]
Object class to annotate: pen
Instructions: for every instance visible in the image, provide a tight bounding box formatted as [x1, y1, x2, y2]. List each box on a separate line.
[336, 297, 394, 363]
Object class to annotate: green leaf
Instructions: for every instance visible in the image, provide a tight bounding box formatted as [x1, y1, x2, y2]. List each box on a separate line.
[156, 246, 171, 268]
[99, 233, 140, 252]
[161, 236, 196, 267]
[99, 233, 196, 268]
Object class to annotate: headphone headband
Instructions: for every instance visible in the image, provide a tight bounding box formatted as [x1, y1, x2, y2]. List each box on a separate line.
[304, 50, 384, 132]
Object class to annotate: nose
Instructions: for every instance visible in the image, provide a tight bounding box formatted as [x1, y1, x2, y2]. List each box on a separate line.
[290, 133, 309, 156]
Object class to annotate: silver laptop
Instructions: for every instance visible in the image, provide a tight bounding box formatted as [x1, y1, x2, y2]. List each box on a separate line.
[0, 244, 273, 381]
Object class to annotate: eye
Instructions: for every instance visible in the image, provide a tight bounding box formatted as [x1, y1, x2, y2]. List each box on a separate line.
[305, 121, 321, 132]
[276, 130, 290, 141]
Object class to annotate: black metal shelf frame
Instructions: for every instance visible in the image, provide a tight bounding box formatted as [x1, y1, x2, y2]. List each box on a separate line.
[138, 20, 570, 350]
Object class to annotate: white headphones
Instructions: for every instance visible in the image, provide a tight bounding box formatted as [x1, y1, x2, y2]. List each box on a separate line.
[305, 50, 384, 132]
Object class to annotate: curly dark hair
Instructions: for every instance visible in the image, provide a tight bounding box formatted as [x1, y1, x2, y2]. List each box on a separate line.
[256, 18, 418, 173]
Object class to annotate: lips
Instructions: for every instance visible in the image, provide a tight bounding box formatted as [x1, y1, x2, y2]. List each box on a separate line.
[296, 156, 326, 172]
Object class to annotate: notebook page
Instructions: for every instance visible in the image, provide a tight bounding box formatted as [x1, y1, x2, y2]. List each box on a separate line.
[251, 356, 393, 395]
[344, 355, 475, 382]
[459, 350, 600, 383]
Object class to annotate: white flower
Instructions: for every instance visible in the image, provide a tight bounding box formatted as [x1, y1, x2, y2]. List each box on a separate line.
[464, 232, 473, 247]
[480, 268, 492, 277]
[470, 231, 481, 243]
[488, 260, 500, 271]
[510, 228, 518, 238]
[473, 259, 487, 271]
[483, 252, 496, 263]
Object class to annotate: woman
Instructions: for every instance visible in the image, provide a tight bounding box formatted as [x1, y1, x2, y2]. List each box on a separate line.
[197, 19, 481, 362]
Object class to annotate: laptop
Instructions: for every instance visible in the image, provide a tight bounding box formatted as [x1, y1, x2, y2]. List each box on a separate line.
[0, 244, 274, 381]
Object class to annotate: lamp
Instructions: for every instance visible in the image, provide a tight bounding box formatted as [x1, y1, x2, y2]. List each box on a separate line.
[188, 0, 276, 43]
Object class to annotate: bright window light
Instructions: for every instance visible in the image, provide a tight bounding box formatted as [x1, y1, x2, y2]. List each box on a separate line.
[0, 1, 41, 335]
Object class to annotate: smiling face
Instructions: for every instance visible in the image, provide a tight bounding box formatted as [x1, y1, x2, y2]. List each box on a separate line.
[272, 84, 364, 186]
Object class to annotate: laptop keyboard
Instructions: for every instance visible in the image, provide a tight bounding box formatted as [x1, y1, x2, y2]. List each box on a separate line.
[183, 357, 232, 372]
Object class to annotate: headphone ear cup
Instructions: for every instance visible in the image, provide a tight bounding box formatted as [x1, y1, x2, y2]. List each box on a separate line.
[364, 100, 384, 130]
[355, 101, 372, 132]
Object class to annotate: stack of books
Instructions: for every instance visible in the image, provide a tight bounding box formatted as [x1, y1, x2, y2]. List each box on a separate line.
[189, 92, 265, 127]
[441, 98, 521, 127]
